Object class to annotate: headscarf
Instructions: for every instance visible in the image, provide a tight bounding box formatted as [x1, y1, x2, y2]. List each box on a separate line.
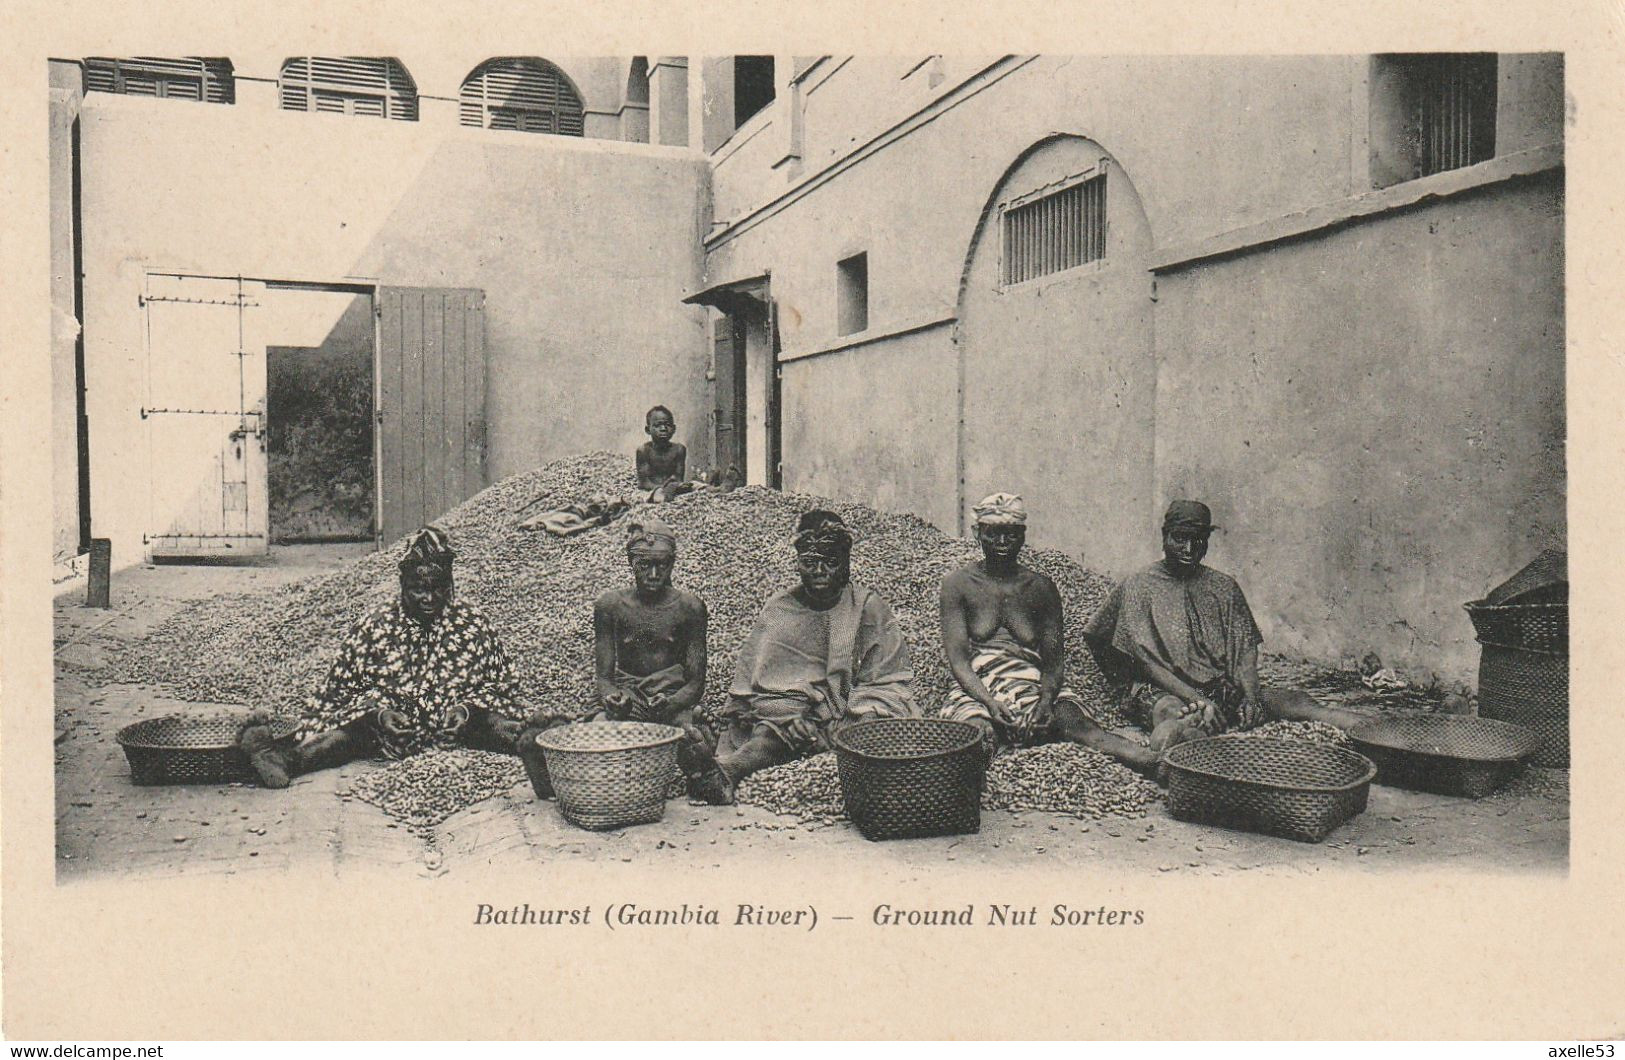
[792, 510, 854, 556]
[625, 513, 678, 555]
[400, 525, 456, 572]
[973, 492, 1028, 526]
[1162, 500, 1217, 535]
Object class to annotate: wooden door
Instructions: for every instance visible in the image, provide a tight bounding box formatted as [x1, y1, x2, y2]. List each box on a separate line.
[376, 287, 487, 546]
[143, 275, 269, 557]
[712, 315, 746, 478]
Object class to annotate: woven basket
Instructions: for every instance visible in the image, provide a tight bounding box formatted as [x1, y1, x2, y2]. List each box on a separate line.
[1163, 737, 1376, 843]
[1464, 601, 1568, 655]
[1478, 644, 1569, 768]
[534, 721, 682, 831]
[117, 713, 300, 786]
[1350, 714, 1541, 798]
[833, 718, 985, 841]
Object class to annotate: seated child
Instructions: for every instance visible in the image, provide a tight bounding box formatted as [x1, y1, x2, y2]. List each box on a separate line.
[636, 406, 688, 499]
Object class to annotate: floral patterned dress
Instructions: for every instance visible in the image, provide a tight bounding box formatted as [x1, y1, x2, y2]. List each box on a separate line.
[304, 600, 523, 757]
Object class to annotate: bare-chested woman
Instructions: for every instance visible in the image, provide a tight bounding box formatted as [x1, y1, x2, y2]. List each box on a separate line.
[590, 514, 708, 725]
[938, 493, 1159, 773]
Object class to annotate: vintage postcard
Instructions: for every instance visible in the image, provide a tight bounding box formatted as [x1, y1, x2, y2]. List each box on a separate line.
[2, 0, 1622, 1043]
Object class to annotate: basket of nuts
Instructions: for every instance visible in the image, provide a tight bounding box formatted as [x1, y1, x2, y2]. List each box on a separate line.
[833, 717, 986, 841]
[117, 712, 300, 786]
[534, 721, 683, 831]
[1163, 737, 1376, 843]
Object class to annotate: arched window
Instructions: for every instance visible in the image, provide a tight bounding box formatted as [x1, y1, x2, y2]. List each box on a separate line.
[279, 57, 418, 121]
[84, 57, 235, 104]
[459, 58, 584, 135]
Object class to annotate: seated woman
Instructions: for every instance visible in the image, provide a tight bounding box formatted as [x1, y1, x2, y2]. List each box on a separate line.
[238, 526, 557, 794]
[1083, 500, 1369, 754]
[679, 511, 917, 804]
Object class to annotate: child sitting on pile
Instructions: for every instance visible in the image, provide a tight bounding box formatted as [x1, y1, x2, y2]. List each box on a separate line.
[636, 406, 688, 502]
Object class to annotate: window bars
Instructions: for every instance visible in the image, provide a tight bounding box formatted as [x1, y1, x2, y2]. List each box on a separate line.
[1414, 53, 1497, 178]
[1001, 173, 1106, 287]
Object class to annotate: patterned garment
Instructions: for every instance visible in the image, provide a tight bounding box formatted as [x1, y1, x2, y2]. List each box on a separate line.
[304, 600, 523, 758]
[938, 644, 1101, 747]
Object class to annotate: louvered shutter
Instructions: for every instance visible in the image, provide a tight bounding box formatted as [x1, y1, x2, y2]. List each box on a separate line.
[279, 57, 417, 121]
[82, 57, 233, 104]
[458, 58, 584, 136]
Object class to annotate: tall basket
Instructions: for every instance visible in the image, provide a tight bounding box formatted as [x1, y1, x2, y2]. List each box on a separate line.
[1465, 601, 1568, 769]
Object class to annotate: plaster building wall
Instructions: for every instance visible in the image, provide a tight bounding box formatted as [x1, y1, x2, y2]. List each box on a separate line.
[48, 66, 83, 565]
[1153, 172, 1565, 682]
[699, 53, 1565, 683]
[72, 88, 708, 569]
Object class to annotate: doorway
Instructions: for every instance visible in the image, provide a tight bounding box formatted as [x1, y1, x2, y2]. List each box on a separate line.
[262, 287, 376, 543]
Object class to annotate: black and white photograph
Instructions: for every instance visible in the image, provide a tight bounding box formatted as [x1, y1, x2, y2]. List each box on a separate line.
[4, 1, 1621, 1044]
[44, 49, 1569, 879]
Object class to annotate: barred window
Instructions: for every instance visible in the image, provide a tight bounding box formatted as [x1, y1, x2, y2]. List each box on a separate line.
[84, 57, 234, 104]
[1369, 54, 1498, 188]
[459, 58, 585, 136]
[1001, 174, 1106, 286]
[279, 57, 418, 121]
[1412, 54, 1498, 177]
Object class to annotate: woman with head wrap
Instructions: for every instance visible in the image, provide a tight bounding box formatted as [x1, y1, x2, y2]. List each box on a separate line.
[1083, 500, 1371, 758]
[589, 513, 709, 724]
[939, 492, 1162, 772]
[237, 526, 556, 791]
[678, 510, 918, 804]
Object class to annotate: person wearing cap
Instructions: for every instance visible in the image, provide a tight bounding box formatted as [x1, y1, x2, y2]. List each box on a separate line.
[237, 526, 556, 789]
[678, 510, 917, 804]
[939, 493, 1161, 772]
[589, 514, 708, 725]
[1083, 501, 1363, 754]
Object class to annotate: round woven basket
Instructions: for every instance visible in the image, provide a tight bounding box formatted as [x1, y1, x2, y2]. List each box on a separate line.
[1477, 643, 1568, 768]
[534, 721, 682, 831]
[116, 713, 300, 786]
[833, 717, 985, 841]
[1163, 737, 1376, 843]
[1350, 713, 1541, 798]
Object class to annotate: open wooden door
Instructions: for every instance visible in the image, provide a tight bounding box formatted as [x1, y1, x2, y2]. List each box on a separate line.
[143, 274, 269, 558]
[712, 315, 746, 479]
[376, 287, 487, 546]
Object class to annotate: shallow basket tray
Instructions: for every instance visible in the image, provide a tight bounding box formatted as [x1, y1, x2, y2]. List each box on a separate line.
[1163, 737, 1376, 843]
[116, 713, 300, 786]
[534, 721, 683, 831]
[833, 718, 986, 842]
[1349, 713, 1541, 798]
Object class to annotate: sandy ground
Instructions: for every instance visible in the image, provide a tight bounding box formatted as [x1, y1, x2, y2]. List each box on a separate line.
[53, 545, 1569, 883]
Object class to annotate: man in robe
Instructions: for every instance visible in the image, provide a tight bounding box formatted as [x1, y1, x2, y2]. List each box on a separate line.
[590, 514, 708, 725]
[939, 492, 1160, 772]
[1083, 500, 1368, 753]
[237, 526, 557, 793]
[679, 510, 917, 804]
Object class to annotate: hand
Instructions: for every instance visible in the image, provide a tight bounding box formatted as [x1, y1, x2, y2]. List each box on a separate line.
[601, 689, 632, 720]
[439, 703, 470, 737]
[1185, 697, 1220, 732]
[637, 693, 670, 723]
[376, 708, 412, 739]
[984, 696, 1017, 729]
[1019, 697, 1054, 743]
[1239, 695, 1267, 730]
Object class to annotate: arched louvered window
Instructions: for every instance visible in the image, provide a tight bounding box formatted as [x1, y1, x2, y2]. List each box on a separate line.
[84, 57, 235, 104]
[459, 58, 584, 135]
[279, 57, 418, 121]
